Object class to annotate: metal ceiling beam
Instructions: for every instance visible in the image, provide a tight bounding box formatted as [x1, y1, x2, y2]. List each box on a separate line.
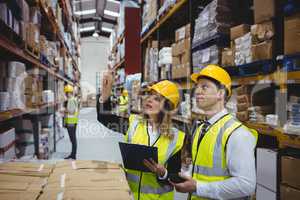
[79, 16, 117, 25]
[80, 30, 111, 38]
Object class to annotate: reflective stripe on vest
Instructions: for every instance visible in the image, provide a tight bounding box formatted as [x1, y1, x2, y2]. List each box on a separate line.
[126, 173, 173, 195]
[125, 115, 185, 199]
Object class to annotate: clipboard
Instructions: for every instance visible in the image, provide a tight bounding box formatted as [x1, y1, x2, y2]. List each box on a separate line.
[119, 142, 158, 172]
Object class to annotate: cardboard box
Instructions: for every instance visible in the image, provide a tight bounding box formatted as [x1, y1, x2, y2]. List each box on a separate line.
[257, 148, 278, 192]
[172, 56, 181, 66]
[175, 24, 191, 42]
[254, 0, 275, 23]
[172, 63, 190, 79]
[181, 51, 190, 64]
[230, 24, 250, 40]
[256, 184, 276, 200]
[251, 21, 274, 43]
[284, 15, 300, 55]
[282, 156, 300, 190]
[221, 48, 234, 66]
[252, 41, 273, 61]
[281, 184, 300, 200]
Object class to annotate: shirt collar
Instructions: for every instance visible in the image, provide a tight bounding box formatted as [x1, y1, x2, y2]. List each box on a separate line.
[207, 109, 229, 125]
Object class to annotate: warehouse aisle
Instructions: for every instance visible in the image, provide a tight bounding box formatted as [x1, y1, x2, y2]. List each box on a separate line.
[52, 107, 187, 200]
[52, 107, 124, 163]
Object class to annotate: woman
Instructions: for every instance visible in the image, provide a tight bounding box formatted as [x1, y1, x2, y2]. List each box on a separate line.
[97, 71, 186, 200]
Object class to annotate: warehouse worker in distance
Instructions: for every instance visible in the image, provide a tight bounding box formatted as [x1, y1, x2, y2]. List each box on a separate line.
[170, 65, 258, 200]
[64, 84, 79, 160]
[97, 71, 186, 200]
[119, 89, 129, 113]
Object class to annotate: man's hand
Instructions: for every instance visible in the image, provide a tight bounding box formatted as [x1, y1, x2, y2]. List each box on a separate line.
[143, 158, 166, 178]
[169, 173, 197, 193]
[100, 70, 114, 103]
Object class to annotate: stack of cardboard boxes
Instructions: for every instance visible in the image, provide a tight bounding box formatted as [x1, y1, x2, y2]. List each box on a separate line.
[0, 162, 54, 199]
[39, 160, 132, 200]
[142, 0, 157, 31]
[172, 24, 191, 79]
[281, 155, 300, 199]
[222, 0, 275, 67]
[25, 69, 43, 108]
[235, 85, 251, 122]
[0, 160, 133, 200]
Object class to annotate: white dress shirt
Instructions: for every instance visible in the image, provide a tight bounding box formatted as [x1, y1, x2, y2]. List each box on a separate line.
[195, 109, 257, 200]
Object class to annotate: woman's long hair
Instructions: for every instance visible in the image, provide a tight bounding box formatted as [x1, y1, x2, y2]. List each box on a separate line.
[142, 99, 176, 140]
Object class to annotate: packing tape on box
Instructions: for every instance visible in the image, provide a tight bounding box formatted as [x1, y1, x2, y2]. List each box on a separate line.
[71, 161, 77, 170]
[38, 164, 44, 172]
[60, 173, 66, 188]
[57, 192, 64, 200]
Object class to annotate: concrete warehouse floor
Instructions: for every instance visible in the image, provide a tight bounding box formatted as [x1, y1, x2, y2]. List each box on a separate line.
[52, 107, 188, 200]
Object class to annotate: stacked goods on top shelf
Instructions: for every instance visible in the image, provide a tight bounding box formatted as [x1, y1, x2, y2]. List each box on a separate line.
[192, 0, 233, 72]
[284, 14, 300, 55]
[172, 24, 191, 79]
[158, 0, 177, 17]
[144, 41, 159, 82]
[192, 0, 233, 45]
[142, 0, 157, 34]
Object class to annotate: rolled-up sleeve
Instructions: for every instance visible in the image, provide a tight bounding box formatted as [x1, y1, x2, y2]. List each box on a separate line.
[196, 127, 257, 200]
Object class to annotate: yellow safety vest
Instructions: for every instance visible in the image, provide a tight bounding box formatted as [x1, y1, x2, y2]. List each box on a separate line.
[191, 114, 258, 200]
[119, 95, 128, 112]
[124, 115, 185, 200]
[65, 97, 79, 125]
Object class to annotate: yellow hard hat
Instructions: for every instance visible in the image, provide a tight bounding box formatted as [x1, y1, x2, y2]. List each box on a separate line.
[122, 89, 128, 96]
[64, 84, 74, 93]
[191, 64, 232, 96]
[148, 80, 180, 109]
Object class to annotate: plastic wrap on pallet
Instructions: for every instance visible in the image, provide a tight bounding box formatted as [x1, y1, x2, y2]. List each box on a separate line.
[0, 128, 16, 149]
[159, 47, 172, 66]
[158, 0, 176, 17]
[0, 92, 10, 111]
[234, 32, 252, 65]
[192, 0, 233, 46]
[8, 62, 26, 77]
[42, 90, 54, 104]
[142, 0, 157, 34]
[192, 45, 220, 73]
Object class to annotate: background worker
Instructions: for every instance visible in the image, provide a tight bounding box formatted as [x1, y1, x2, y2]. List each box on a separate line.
[171, 65, 258, 200]
[64, 84, 79, 160]
[97, 71, 186, 200]
[118, 89, 129, 114]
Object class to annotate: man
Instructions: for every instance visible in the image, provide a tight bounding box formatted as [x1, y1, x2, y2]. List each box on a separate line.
[171, 65, 258, 200]
[64, 84, 79, 160]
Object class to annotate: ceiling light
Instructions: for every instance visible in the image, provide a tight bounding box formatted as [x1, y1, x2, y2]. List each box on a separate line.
[102, 27, 113, 33]
[92, 32, 100, 38]
[74, 9, 96, 16]
[107, 0, 120, 4]
[80, 26, 95, 32]
[104, 10, 120, 17]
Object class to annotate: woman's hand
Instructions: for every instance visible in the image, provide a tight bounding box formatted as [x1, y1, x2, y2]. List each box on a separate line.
[143, 158, 166, 177]
[99, 70, 114, 103]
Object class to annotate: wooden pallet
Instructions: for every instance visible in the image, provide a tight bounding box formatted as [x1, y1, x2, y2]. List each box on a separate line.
[25, 43, 40, 59]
